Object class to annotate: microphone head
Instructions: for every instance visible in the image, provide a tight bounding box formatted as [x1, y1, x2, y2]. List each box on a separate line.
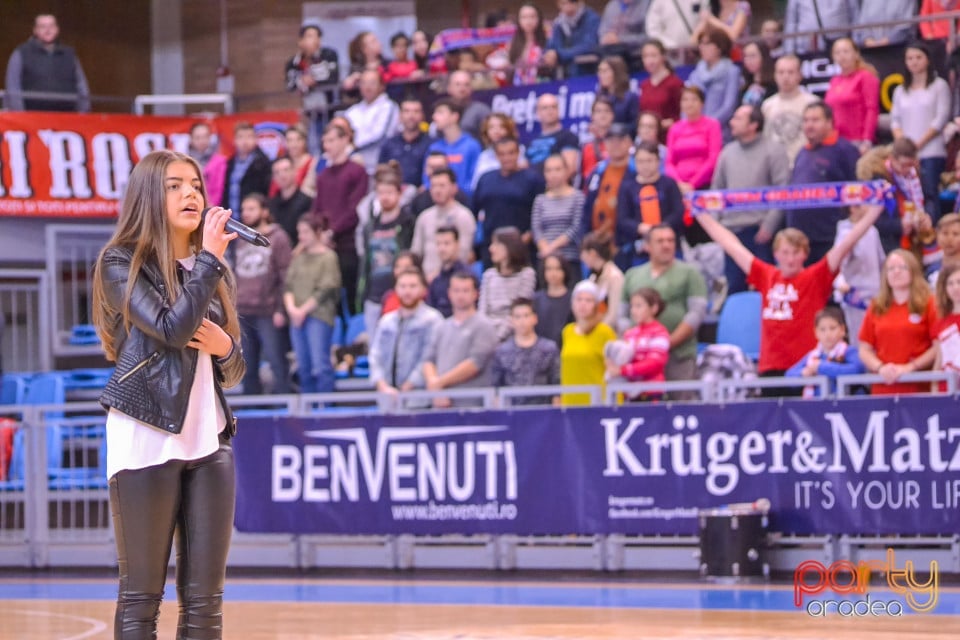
[254, 235, 271, 247]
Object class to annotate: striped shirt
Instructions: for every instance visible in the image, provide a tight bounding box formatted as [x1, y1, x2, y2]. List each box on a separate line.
[479, 266, 537, 342]
[531, 190, 585, 263]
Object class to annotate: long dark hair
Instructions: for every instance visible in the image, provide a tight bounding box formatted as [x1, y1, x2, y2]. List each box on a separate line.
[598, 56, 630, 100]
[641, 39, 673, 74]
[413, 30, 432, 70]
[508, 3, 547, 66]
[742, 41, 775, 86]
[903, 41, 938, 91]
[92, 150, 240, 361]
[935, 262, 960, 317]
[492, 226, 530, 274]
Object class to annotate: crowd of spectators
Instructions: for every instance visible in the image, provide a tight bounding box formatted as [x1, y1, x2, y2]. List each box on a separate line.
[8, 3, 960, 404]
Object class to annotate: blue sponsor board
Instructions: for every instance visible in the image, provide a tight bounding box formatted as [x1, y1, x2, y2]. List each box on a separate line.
[233, 396, 960, 536]
[384, 41, 944, 147]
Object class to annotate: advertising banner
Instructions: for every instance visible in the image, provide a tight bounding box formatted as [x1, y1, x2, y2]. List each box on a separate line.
[465, 41, 943, 146]
[0, 110, 298, 218]
[232, 396, 960, 536]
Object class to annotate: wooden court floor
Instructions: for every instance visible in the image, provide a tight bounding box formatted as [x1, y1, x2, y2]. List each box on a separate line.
[2, 577, 959, 640]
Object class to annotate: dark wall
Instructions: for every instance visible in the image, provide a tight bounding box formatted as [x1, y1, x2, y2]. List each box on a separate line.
[0, 1, 152, 112]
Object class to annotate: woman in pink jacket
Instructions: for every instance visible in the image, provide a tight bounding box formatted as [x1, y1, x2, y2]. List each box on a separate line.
[824, 37, 880, 154]
[665, 85, 722, 247]
[665, 86, 722, 194]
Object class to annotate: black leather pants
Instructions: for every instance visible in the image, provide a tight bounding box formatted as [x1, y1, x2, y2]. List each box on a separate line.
[109, 439, 235, 640]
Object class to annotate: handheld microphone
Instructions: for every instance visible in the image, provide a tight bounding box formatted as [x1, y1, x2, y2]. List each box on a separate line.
[201, 207, 271, 247]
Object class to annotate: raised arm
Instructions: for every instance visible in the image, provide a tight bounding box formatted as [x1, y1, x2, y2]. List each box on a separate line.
[695, 211, 755, 274]
[826, 204, 884, 272]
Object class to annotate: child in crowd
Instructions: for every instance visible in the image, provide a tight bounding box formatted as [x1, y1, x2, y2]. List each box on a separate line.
[786, 306, 863, 397]
[833, 203, 886, 344]
[932, 263, 960, 384]
[384, 32, 418, 82]
[696, 204, 883, 394]
[534, 254, 574, 347]
[580, 231, 624, 330]
[927, 213, 960, 288]
[859, 138, 933, 255]
[491, 298, 561, 405]
[560, 280, 617, 406]
[606, 288, 670, 397]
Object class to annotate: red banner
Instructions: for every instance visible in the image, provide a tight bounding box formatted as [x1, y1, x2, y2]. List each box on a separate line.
[0, 110, 299, 218]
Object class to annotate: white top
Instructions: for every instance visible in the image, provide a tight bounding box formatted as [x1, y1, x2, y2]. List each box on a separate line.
[761, 90, 819, 167]
[410, 202, 477, 280]
[344, 93, 400, 175]
[106, 256, 226, 478]
[890, 78, 952, 160]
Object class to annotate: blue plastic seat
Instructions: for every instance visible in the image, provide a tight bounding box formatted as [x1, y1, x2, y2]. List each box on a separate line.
[23, 373, 66, 414]
[345, 314, 366, 345]
[330, 316, 346, 348]
[19, 373, 103, 489]
[715, 291, 761, 361]
[47, 425, 107, 490]
[62, 368, 114, 390]
[69, 324, 101, 346]
[471, 261, 485, 282]
[0, 376, 27, 405]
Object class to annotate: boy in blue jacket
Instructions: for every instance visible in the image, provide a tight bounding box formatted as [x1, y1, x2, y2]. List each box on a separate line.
[786, 306, 863, 396]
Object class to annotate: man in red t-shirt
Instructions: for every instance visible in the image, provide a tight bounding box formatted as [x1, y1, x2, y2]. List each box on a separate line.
[697, 205, 884, 392]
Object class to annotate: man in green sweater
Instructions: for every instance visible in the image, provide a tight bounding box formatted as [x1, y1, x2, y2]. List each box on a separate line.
[622, 225, 707, 398]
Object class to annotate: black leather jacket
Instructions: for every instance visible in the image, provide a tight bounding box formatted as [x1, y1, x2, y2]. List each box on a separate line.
[98, 247, 245, 435]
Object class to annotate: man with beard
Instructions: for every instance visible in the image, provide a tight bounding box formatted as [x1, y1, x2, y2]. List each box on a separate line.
[423, 272, 497, 408]
[369, 269, 444, 398]
[378, 98, 433, 188]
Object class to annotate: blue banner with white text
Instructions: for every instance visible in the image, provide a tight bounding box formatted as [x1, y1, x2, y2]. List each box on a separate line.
[417, 41, 945, 147]
[232, 396, 960, 536]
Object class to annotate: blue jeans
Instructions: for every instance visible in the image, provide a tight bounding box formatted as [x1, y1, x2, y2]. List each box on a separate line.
[240, 314, 291, 395]
[920, 156, 946, 221]
[289, 316, 334, 394]
[725, 225, 773, 295]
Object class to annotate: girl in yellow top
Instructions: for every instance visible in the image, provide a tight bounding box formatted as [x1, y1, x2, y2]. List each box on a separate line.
[561, 280, 617, 406]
